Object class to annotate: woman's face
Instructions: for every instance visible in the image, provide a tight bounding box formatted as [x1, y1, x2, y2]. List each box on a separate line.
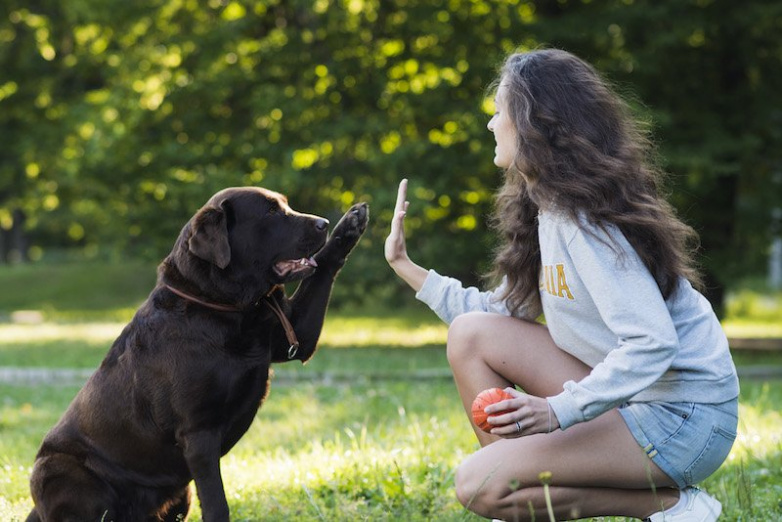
[487, 82, 516, 169]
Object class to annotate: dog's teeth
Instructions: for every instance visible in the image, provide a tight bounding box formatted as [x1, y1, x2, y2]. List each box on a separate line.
[300, 258, 306, 265]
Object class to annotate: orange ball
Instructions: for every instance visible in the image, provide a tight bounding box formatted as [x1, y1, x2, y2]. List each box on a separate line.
[471, 387, 515, 433]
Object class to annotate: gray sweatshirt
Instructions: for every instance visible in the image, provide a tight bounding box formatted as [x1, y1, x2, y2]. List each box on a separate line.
[415, 209, 740, 431]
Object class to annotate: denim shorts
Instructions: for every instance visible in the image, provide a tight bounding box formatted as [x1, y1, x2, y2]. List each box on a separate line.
[618, 398, 738, 488]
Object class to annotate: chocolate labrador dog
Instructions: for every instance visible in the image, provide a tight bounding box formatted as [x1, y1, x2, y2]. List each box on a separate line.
[26, 187, 368, 522]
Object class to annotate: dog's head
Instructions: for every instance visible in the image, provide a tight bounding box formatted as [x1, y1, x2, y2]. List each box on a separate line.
[169, 187, 329, 302]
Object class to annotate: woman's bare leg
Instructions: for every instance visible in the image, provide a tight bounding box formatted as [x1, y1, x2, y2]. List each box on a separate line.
[446, 312, 678, 520]
[447, 312, 592, 445]
[477, 485, 678, 522]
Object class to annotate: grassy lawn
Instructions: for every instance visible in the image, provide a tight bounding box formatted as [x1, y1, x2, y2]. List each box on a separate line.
[1, 262, 781, 520]
[2, 366, 782, 521]
[1, 379, 478, 521]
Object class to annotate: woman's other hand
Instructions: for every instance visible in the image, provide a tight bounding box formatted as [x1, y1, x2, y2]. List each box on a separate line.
[484, 387, 561, 438]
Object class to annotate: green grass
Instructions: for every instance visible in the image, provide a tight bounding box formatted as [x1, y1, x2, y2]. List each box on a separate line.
[1, 262, 782, 520]
[1, 368, 781, 520]
[0, 261, 156, 320]
[0, 379, 481, 521]
[722, 281, 782, 339]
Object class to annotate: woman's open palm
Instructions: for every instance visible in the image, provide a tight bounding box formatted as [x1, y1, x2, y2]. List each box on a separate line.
[384, 179, 410, 265]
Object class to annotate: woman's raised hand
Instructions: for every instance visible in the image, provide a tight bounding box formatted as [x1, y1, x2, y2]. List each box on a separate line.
[384, 179, 428, 292]
[384, 178, 410, 266]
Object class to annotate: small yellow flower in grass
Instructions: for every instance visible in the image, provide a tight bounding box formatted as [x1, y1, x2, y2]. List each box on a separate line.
[538, 471, 555, 522]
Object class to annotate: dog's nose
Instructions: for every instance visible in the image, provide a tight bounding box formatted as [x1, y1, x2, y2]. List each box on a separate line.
[315, 218, 329, 231]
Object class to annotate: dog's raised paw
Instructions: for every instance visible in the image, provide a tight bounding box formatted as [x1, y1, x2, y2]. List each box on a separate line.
[319, 203, 369, 262]
[343, 203, 369, 235]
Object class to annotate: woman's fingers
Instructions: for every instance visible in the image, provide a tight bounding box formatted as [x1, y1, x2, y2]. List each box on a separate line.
[389, 201, 408, 235]
[389, 180, 409, 236]
[385, 179, 411, 264]
[383, 179, 428, 291]
[486, 394, 553, 437]
[394, 178, 409, 215]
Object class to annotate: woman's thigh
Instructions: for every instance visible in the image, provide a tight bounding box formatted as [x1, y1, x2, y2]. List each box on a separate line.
[456, 408, 677, 498]
[447, 312, 591, 397]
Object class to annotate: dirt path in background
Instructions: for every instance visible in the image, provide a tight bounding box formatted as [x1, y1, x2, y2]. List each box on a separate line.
[1, 366, 780, 386]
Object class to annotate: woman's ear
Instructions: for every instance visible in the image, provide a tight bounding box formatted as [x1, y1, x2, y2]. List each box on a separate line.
[188, 204, 230, 268]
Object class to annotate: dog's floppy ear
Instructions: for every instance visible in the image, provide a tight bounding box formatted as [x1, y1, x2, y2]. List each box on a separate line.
[188, 204, 231, 269]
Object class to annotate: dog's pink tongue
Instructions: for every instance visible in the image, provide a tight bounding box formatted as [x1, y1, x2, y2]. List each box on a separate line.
[273, 257, 318, 278]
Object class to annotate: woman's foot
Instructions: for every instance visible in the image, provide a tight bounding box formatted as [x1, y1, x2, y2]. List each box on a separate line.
[646, 487, 721, 521]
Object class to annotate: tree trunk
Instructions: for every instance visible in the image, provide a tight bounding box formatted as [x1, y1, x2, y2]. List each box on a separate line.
[11, 208, 29, 262]
[0, 227, 8, 264]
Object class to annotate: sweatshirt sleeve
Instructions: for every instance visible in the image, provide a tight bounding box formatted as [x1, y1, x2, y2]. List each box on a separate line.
[415, 269, 541, 325]
[547, 224, 680, 430]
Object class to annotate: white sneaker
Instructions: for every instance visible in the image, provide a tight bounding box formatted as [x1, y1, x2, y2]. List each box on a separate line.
[646, 487, 722, 521]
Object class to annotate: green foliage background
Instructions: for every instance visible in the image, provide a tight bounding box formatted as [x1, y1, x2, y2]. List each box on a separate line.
[1, 0, 781, 309]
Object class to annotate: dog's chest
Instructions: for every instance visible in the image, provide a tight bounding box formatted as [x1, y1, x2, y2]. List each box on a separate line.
[215, 362, 270, 452]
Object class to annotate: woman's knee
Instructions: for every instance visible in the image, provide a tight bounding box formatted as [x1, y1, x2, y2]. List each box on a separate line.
[455, 459, 535, 520]
[454, 454, 506, 516]
[454, 459, 490, 514]
[446, 312, 492, 365]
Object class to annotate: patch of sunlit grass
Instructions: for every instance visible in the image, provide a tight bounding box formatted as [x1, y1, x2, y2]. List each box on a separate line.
[0, 316, 450, 370]
[700, 382, 782, 520]
[721, 320, 782, 339]
[321, 317, 447, 348]
[197, 379, 481, 521]
[0, 323, 121, 368]
[730, 388, 782, 464]
[0, 323, 123, 345]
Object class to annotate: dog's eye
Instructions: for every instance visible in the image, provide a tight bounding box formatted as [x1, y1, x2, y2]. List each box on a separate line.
[268, 202, 279, 214]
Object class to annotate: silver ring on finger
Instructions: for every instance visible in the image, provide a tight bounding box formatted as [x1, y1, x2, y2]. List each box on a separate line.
[515, 421, 522, 433]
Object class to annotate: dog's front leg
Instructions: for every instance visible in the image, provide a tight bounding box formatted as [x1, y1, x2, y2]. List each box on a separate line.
[278, 202, 368, 362]
[180, 430, 229, 522]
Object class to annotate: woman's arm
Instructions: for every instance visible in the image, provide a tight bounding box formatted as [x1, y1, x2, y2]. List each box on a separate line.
[547, 220, 680, 430]
[385, 179, 539, 324]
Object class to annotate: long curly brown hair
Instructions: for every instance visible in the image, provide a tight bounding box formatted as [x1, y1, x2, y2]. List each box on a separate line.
[488, 49, 702, 314]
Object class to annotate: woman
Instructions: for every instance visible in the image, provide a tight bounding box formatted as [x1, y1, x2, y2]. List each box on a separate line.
[384, 49, 738, 521]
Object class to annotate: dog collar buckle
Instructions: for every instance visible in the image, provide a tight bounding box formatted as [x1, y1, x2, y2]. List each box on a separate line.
[263, 294, 301, 360]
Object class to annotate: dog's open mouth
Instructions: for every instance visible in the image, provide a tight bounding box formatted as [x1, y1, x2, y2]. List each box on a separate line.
[272, 256, 318, 282]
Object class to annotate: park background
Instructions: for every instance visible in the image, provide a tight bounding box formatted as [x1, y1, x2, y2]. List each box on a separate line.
[1, 0, 781, 520]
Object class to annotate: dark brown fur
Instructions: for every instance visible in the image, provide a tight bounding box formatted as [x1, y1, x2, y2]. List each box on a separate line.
[26, 187, 368, 522]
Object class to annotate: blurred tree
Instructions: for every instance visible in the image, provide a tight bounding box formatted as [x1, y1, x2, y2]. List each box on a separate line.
[1, 0, 779, 312]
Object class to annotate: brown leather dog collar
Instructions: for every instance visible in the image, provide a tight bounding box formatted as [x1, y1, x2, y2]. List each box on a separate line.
[262, 292, 300, 360]
[163, 284, 300, 359]
[164, 284, 242, 312]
